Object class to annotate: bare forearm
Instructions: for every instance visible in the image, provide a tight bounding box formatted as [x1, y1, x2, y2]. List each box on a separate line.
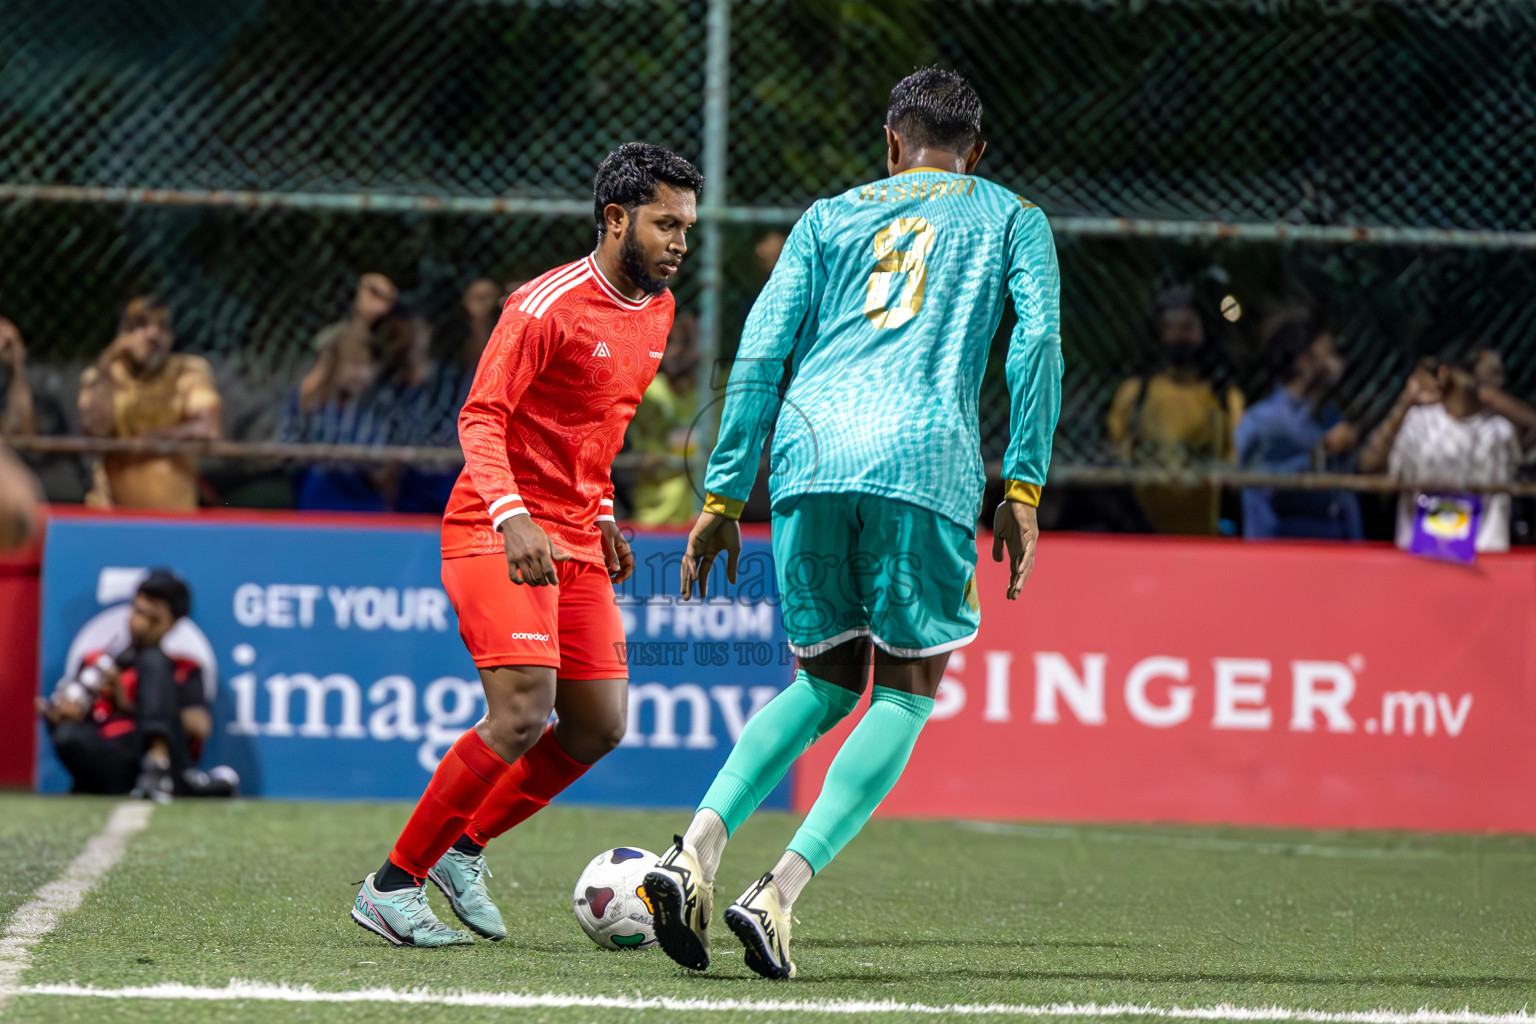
[151, 409, 221, 441]
[78, 383, 116, 436]
[1480, 387, 1536, 434]
[1, 379, 32, 435]
[1359, 401, 1411, 474]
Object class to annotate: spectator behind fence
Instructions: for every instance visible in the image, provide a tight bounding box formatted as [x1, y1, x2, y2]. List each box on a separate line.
[627, 312, 700, 525]
[0, 317, 36, 436]
[437, 277, 503, 373]
[1106, 285, 1244, 534]
[37, 569, 237, 801]
[376, 307, 462, 514]
[1360, 350, 1525, 553]
[1463, 347, 1536, 453]
[283, 324, 389, 511]
[0, 440, 41, 550]
[306, 273, 396, 354]
[1235, 318, 1362, 540]
[78, 296, 223, 510]
[396, 279, 526, 514]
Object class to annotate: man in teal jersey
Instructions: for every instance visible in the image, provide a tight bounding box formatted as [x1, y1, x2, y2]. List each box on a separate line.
[644, 67, 1062, 980]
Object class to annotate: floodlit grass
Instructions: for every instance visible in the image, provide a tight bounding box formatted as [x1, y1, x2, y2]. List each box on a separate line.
[0, 795, 112, 925]
[4, 798, 1535, 1023]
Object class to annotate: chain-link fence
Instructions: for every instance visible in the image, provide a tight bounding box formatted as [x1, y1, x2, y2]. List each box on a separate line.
[2, 0, 1533, 519]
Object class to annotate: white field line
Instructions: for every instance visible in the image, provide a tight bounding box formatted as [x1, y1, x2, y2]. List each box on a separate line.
[956, 822, 1467, 861]
[4, 982, 1533, 1023]
[0, 803, 153, 1008]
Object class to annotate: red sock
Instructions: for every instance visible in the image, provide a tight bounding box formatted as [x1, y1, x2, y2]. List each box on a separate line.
[390, 729, 509, 877]
[466, 726, 590, 846]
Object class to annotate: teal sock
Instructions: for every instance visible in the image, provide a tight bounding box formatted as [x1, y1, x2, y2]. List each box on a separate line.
[787, 686, 934, 873]
[698, 670, 860, 835]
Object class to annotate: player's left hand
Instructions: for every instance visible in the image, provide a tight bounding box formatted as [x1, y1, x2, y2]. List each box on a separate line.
[991, 500, 1039, 601]
[599, 520, 635, 584]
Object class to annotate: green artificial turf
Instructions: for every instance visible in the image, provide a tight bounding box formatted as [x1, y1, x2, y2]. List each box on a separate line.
[3, 799, 1534, 1023]
[0, 795, 113, 925]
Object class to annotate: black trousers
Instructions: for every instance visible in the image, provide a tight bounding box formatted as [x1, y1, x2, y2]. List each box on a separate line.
[49, 720, 141, 795]
[50, 647, 192, 794]
[130, 647, 193, 777]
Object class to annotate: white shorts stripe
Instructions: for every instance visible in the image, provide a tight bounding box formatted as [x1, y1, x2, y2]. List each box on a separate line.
[872, 629, 976, 660]
[787, 626, 871, 659]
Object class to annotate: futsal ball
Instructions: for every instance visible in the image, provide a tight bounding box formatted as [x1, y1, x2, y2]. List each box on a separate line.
[572, 847, 661, 950]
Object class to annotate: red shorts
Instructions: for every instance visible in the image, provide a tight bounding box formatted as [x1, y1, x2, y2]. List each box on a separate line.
[441, 553, 628, 679]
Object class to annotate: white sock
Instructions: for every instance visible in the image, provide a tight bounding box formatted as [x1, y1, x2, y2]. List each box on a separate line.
[769, 850, 814, 911]
[682, 809, 728, 888]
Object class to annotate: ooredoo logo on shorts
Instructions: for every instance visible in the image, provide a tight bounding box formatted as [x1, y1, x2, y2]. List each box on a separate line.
[510, 631, 552, 642]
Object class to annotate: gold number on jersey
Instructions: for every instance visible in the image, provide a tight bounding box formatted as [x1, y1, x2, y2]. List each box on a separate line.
[864, 217, 937, 329]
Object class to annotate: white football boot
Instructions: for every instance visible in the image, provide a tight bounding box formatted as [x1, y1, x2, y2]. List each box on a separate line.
[643, 835, 714, 970]
[724, 872, 796, 979]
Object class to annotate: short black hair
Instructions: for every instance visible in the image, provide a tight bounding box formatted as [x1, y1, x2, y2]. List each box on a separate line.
[137, 568, 191, 621]
[887, 66, 982, 153]
[1268, 318, 1323, 382]
[1428, 344, 1494, 376]
[592, 143, 704, 240]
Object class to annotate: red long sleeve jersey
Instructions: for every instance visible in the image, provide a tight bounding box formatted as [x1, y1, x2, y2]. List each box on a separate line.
[442, 255, 674, 565]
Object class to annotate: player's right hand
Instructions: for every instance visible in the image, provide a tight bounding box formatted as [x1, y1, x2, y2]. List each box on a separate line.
[680, 511, 740, 601]
[501, 515, 571, 586]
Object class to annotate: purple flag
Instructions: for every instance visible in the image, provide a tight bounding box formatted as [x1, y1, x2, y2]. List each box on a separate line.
[1408, 492, 1481, 564]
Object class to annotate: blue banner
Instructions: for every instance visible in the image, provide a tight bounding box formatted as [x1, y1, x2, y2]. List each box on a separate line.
[37, 515, 792, 808]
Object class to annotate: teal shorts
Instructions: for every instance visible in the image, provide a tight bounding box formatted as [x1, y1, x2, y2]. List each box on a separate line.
[770, 493, 980, 659]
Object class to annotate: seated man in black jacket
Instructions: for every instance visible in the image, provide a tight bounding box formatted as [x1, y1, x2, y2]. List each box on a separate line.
[38, 568, 237, 801]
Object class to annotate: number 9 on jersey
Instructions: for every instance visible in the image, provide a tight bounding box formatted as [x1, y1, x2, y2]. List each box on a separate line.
[864, 216, 937, 329]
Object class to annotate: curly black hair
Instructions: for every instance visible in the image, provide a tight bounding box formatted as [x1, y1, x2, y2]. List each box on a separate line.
[592, 143, 704, 241]
[886, 66, 982, 153]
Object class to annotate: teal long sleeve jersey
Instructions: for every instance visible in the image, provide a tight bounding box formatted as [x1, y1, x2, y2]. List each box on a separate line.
[703, 168, 1063, 530]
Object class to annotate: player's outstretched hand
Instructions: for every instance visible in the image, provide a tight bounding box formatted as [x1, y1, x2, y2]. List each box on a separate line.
[599, 520, 635, 584]
[991, 499, 1040, 601]
[501, 515, 571, 586]
[680, 510, 740, 601]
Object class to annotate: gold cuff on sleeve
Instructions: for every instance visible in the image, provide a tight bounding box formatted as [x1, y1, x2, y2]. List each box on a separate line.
[1003, 479, 1043, 507]
[703, 492, 745, 520]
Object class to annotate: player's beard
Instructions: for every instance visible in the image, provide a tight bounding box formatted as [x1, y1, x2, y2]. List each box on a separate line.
[619, 223, 671, 297]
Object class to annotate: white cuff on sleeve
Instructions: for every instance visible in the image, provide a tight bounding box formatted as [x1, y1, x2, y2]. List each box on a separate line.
[595, 514, 616, 523]
[492, 507, 530, 530]
[487, 494, 521, 516]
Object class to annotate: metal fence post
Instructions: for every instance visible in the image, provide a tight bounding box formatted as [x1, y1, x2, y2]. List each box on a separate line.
[692, 0, 732, 513]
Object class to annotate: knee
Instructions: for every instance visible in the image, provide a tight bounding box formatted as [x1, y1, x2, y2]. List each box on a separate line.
[586, 712, 627, 757]
[50, 724, 89, 759]
[479, 712, 548, 761]
[554, 707, 627, 764]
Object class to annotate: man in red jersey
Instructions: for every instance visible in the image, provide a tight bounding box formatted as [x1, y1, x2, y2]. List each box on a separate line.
[352, 143, 702, 947]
